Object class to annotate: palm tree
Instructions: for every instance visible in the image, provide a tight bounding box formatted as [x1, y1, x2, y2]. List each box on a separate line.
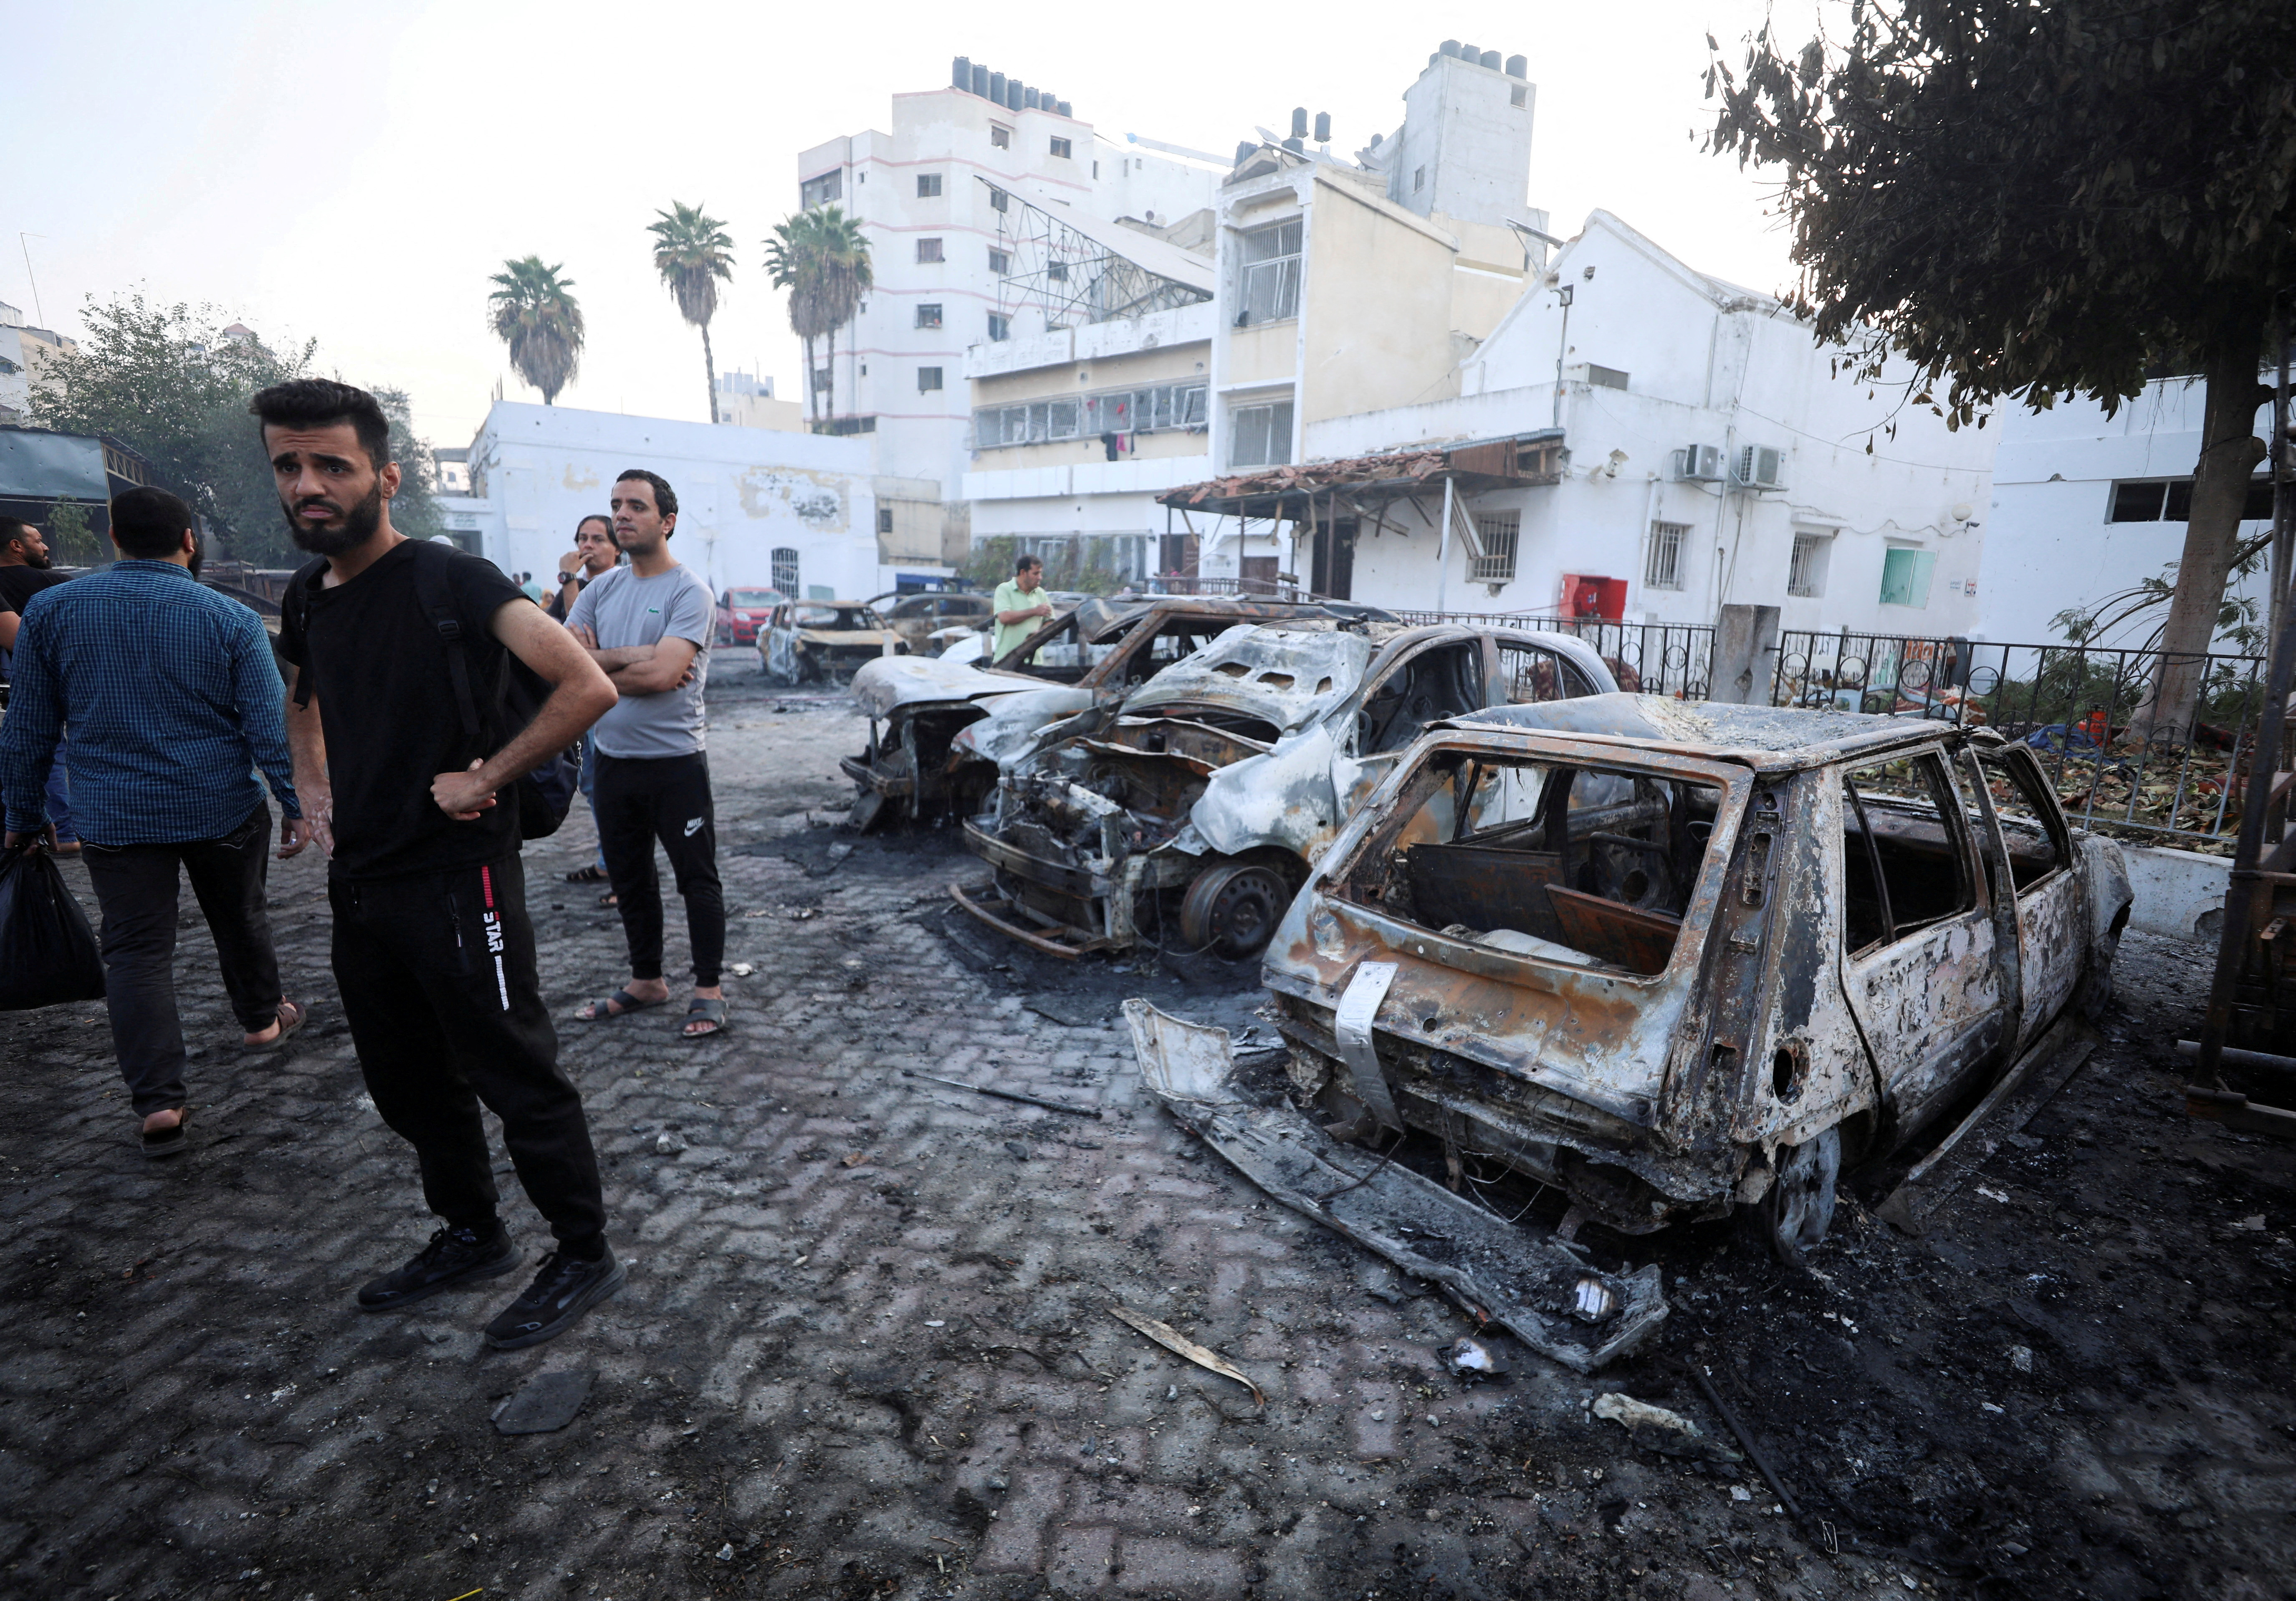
[766, 206, 871, 427]
[647, 201, 736, 423]
[487, 256, 584, 405]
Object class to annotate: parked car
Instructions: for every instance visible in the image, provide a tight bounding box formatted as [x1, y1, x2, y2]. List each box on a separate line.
[714, 586, 786, 648]
[874, 590, 994, 654]
[953, 622, 1617, 960]
[1256, 696, 2132, 1260]
[759, 600, 907, 684]
[843, 595, 1390, 830]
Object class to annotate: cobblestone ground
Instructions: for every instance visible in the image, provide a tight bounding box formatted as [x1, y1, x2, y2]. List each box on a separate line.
[2, 670, 2291, 1601]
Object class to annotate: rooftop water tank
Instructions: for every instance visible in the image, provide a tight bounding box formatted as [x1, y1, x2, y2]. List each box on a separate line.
[1505, 54, 1527, 78]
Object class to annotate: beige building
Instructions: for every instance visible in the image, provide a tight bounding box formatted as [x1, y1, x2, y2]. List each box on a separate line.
[714, 369, 806, 433]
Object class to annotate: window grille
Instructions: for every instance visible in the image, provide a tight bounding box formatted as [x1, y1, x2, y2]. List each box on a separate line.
[975, 382, 1207, 448]
[1788, 532, 1829, 597]
[916, 173, 942, 198]
[876, 508, 894, 534]
[1049, 137, 1072, 158]
[988, 248, 1010, 275]
[918, 367, 944, 392]
[1239, 221, 1301, 324]
[915, 238, 944, 263]
[799, 171, 842, 208]
[1646, 521, 1688, 589]
[1229, 400, 1295, 468]
[771, 548, 799, 593]
[915, 304, 942, 329]
[1467, 513, 1519, 583]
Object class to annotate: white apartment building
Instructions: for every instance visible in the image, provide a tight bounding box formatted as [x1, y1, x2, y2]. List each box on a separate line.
[1981, 377, 2280, 646]
[714, 369, 804, 433]
[1176, 209, 1995, 640]
[450, 402, 882, 602]
[793, 58, 1220, 525]
[0, 302, 29, 421]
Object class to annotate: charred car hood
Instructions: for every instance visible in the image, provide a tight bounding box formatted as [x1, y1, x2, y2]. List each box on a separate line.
[796, 628, 902, 650]
[1118, 625, 1371, 733]
[852, 655, 1042, 719]
[954, 686, 1100, 767]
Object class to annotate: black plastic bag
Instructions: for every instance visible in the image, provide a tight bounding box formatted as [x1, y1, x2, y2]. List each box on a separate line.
[0, 844, 106, 1011]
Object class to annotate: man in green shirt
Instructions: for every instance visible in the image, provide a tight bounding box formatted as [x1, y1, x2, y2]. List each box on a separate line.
[991, 554, 1054, 659]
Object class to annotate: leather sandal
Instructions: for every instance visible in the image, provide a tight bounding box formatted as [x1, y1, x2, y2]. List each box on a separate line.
[141, 1107, 190, 1159]
[565, 865, 610, 884]
[680, 997, 729, 1040]
[240, 999, 308, 1054]
[581, 989, 665, 1022]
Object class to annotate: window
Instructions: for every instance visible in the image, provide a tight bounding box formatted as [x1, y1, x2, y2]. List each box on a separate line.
[1969, 746, 2070, 894]
[977, 382, 1206, 448]
[1498, 643, 1597, 703]
[771, 548, 800, 593]
[1047, 261, 1068, 281]
[800, 171, 842, 208]
[877, 508, 895, 535]
[987, 313, 1011, 341]
[1414, 166, 1426, 193]
[1049, 136, 1072, 158]
[1879, 546, 1937, 609]
[1585, 364, 1628, 391]
[1510, 84, 1528, 108]
[1646, 521, 1688, 589]
[2110, 476, 2276, 522]
[988, 248, 1011, 274]
[988, 187, 1009, 214]
[1842, 753, 1976, 956]
[915, 303, 943, 329]
[1239, 220, 1302, 324]
[1229, 399, 1294, 468]
[915, 238, 944, 263]
[1468, 513, 1520, 583]
[916, 173, 942, 198]
[918, 367, 944, 392]
[811, 367, 830, 393]
[990, 124, 1011, 149]
[1788, 531, 1831, 597]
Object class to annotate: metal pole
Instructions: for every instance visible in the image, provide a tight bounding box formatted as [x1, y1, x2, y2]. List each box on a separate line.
[2194, 313, 2295, 1092]
[1436, 475, 1454, 616]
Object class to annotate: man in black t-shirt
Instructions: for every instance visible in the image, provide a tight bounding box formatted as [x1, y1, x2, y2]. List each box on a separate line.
[260, 378, 625, 1352]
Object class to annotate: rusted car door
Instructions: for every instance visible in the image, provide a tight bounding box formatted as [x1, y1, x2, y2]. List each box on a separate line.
[1966, 744, 2087, 1050]
[1834, 746, 2015, 1138]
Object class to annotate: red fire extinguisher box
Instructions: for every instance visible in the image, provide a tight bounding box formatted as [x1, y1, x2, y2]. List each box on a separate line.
[1559, 574, 1628, 620]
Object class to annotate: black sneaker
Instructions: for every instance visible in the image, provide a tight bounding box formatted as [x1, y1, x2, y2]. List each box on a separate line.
[356, 1224, 520, 1312]
[482, 1245, 625, 1351]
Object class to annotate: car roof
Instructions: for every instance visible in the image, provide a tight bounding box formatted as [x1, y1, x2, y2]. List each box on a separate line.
[1441, 693, 1960, 769]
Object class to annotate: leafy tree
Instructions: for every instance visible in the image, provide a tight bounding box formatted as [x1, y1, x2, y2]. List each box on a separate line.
[28, 293, 441, 566]
[647, 202, 736, 423]
[1707, 0, 2296, 746]
[766, 206, 871, 427]
[488, 256, 584, 405]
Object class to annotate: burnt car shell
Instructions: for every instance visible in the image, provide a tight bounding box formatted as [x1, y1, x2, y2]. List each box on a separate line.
[761, 601, 907, 684]
[1258, 694, 2132, 1244]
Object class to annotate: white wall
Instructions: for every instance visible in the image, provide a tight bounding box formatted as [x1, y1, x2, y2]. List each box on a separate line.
[465, 402, 880, 601]
[1981, 378, 2277, 646]
[1307, 210, 1996, 633]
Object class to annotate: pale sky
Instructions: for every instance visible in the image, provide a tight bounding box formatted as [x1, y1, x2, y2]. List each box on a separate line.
[7, 0, 1817, 456]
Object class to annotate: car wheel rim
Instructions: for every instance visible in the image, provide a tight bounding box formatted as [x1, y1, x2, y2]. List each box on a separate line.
[1179, 864, 1287, 960]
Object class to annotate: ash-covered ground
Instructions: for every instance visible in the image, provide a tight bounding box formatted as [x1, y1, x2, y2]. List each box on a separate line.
[1, 667, 2288, 1601]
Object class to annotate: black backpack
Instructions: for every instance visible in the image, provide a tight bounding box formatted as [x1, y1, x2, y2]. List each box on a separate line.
[288, 543, 581, 841]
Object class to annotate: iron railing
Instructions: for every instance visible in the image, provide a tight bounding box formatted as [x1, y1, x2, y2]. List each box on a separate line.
[1771, 630, 2273, 847]
[1398, 612, 1718, 700]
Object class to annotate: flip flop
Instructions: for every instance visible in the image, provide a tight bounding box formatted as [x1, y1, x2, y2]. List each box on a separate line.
[680, 997, 729, 1040]
[240, 999, 308, 1054]
[565, 865, 610, 884]
[141, 1106, 190, 1159]
[581, 989, 665, 1022]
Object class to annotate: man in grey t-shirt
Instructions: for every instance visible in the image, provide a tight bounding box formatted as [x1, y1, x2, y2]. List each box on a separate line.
[565, 470, 726, 1039]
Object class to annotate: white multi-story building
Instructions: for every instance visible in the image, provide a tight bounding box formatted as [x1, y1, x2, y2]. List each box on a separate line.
[713, 369, 804, 433]
[1980, 378, 2280, 646]
[793, 57, 1221, 526]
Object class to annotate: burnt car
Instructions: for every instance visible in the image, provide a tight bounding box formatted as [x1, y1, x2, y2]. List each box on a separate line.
[1257, 696, 2132, 1259]
[714, 586, 786, 649]
[875, 590, 994, 654]
[954, 623, 1617, 960]
[760, 600, 907, 685]
[842, 595, 1387, 830]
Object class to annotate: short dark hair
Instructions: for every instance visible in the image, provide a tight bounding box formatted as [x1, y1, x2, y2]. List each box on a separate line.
[248, 379, 392, 470]
[111, 488, 196, 559]
[577, 513, 614, 538]
[1016, 553, 1043, 573]
[0, 517, 33, 554]
[615, 468, 678, 522]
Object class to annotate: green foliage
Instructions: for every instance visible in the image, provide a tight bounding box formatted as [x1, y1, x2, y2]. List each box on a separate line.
[42, 501, 100, 567]
[1705, 1, 2296, 421]
[959, 535, 1022, 591]
[765, 206, 872, 422]
[648, 202, 736, 422]
[488, 257, 584, 405]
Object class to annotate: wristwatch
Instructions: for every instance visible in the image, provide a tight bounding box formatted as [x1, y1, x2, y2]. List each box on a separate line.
[556, 571, 575, 585]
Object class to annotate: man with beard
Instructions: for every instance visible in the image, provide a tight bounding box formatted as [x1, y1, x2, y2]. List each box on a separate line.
[0, 488, 306, 1156]
[0, 517, 80, 853]
[259, 379, 626, 1351]
[566, 470, 726, 1040]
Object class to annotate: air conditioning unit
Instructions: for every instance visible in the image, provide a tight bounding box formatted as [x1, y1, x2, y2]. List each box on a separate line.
[1676, 443, 1727, 482]
[1735, 445, 1787, 490]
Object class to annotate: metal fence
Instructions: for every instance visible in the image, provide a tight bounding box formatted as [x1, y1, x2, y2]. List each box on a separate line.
[1398, 612, 1719, 699]
[1771, 629, 2273, 847]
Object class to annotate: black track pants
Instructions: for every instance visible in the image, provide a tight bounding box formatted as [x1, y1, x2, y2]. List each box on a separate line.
[329, 852, 607, 1253]
[593, 752, 724, 988]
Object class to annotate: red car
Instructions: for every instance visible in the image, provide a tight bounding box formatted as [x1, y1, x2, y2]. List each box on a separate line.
[715, 587, 786, 648]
